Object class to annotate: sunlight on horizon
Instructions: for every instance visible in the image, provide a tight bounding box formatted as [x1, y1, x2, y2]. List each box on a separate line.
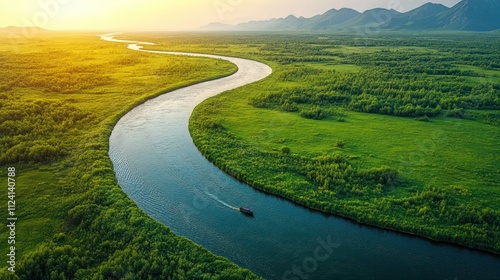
[1, 0, 214, 31]
[1, 0, 461, 31]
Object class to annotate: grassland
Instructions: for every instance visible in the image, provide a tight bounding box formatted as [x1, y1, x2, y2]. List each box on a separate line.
[1, 30, 499, 278]
[0, 31, 261, 279]
[152, 32, 500, 254]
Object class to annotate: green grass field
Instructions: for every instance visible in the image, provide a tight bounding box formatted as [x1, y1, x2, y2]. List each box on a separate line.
[198, 83, 499, 204]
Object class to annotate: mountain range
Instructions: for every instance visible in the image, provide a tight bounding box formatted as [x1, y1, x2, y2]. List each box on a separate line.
[201, 0, 500, 32]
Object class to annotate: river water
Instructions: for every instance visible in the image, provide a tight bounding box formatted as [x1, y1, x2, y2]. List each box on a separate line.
[105, 35, 500, 280]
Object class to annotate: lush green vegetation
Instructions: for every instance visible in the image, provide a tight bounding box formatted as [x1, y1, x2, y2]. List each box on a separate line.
[1, 30, 499, 278]
[155, 32, 500, 253]
[0, 32, 261, 279]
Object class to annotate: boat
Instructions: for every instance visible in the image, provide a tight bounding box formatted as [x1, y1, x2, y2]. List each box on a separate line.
[239, 207, 254, 215]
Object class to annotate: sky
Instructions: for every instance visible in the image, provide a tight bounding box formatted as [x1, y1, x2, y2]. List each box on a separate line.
[1, 0, 462, 31]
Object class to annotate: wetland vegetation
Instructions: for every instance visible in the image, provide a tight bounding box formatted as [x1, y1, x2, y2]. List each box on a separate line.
[1, 30, 499, 279]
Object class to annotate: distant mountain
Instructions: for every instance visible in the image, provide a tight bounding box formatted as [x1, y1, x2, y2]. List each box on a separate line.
[435, 0, 500, 31]
[201, 0, 500, 32]
[237, 15, 307, 31]
[201, 22, 238, 31]
[201, 16, 306, 31]
[332, 8, 400, 30]
[383, 3, 449, 30]
[299, 8, 360, 30]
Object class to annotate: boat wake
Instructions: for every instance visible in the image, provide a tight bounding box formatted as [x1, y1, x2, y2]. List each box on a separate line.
[206, 192, 239, 211]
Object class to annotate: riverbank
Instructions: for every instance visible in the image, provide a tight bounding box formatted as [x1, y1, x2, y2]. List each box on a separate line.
[189, 102, 500, 256]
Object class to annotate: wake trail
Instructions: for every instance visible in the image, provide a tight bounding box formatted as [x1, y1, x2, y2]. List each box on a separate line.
[206, 192, 239, 211]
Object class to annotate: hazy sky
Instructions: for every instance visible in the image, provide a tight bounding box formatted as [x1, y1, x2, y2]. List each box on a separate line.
[1, 0, 462, 31]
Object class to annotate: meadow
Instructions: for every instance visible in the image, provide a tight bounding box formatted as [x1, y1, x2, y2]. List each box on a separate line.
[141, 32, 500, 253]
[0, 32, 261, 279]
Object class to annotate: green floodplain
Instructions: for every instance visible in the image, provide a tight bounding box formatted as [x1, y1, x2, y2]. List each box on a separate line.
[0, 31, 499, 278]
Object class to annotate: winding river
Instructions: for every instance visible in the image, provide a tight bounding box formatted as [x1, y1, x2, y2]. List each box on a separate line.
[105, 35, 500, 279]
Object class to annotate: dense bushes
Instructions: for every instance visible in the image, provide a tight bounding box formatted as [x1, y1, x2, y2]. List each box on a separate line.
[0, 99, 92, 164]
[302, 154, 398, 196]
[249, 68, 497, 119]
[299, 105, 329, 120]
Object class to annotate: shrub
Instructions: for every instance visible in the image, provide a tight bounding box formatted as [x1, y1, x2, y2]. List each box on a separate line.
[281, 146, 291, 154]
[299, 106, 329, 120]
[446, 108, 466, 118]
[334, 141, 345, 148]
[416, 115, 430, 122]
[281, 101, 299, 112]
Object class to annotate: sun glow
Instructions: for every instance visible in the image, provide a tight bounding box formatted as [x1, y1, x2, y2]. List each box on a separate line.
[0, 0, 462, 31]
[1, 0, 216, 31]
